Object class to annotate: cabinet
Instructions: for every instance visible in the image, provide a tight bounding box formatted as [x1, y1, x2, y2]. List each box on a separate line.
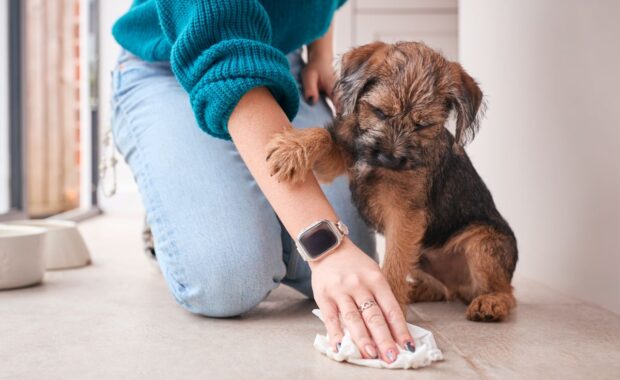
[334, 0, 458, 60]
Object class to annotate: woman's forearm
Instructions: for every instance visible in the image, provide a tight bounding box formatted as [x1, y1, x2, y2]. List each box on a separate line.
[307, 22, 334, 63]
[228, 88, 414, 362]
[228, 87, 338, 244]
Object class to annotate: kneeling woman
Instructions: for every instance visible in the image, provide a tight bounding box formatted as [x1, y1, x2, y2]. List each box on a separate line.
[111, 0, 415, 363]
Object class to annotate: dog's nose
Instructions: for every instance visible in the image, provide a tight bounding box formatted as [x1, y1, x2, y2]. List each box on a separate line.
[376, 152, 406, 169]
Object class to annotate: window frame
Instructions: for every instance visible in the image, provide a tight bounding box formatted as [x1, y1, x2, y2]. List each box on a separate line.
[0, 0, 101, 222]
[0, 0, 26, 221]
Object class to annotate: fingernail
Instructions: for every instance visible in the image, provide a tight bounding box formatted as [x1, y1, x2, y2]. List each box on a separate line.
[386, 348, 396, 362]
[307, 96, 315, 104]
[365, 344, 378, 359]
[405, 341, 416, 353]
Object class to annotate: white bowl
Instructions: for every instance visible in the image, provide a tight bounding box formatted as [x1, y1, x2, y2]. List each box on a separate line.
[0, 225, 46, 290]
[7, 220, 91, 270]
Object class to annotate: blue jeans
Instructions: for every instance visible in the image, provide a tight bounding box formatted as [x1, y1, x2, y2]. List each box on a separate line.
[111, 49, 376, 317]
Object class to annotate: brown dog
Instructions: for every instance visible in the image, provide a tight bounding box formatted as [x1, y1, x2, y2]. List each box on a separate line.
[266, 41, 518, 322]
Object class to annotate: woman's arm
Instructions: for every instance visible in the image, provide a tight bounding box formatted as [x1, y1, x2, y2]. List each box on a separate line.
[228, 87, 416, 362]
[229, 87, 338, 235]
[148, 0, 300, 138]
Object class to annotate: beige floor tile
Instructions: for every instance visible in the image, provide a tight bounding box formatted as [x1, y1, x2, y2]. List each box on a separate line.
[1, 215, 619, 380]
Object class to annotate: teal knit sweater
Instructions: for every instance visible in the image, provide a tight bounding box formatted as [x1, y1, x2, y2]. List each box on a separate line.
[113, 0, 345, 139]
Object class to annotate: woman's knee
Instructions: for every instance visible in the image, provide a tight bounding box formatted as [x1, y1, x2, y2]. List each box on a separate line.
[160, 243, 285, 318]
[171, 277, 271, 318]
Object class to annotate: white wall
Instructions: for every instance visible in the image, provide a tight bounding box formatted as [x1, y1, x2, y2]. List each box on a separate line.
[0, 2, 9, 214]
[98, 0, 143, 216]
[459, 0, 620, 314]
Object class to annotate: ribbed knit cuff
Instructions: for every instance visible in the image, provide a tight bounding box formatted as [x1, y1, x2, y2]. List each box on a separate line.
[183, 39, 299, 140]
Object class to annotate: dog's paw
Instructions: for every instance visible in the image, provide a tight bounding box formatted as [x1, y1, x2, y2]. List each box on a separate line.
[465, 294, 511, 322]
[266, 130, 311, 184]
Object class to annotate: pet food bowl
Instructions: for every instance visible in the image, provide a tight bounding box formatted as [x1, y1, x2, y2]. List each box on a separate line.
[6, 220, 91, 270]
[0, 225, 46, 290]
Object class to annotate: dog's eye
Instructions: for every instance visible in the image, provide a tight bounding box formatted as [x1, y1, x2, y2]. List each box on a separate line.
[371, 106, 388, 120]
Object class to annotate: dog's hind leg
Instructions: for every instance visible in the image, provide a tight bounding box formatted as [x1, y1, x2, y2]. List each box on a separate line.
[447, 226, 517, 322]
[407, 270, 448, 303]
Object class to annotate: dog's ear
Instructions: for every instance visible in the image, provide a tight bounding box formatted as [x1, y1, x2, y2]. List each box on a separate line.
[449, 63, 484, 145]
[334, 41, 387, 116]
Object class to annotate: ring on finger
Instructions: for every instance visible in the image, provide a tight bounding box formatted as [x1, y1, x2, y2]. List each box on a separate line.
[358, 299, 377, 313]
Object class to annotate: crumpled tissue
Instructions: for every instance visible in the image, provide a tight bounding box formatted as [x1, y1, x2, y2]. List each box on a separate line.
[312, 309, 444, 369]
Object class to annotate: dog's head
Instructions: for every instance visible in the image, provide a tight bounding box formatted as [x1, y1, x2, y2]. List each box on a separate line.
[332, 41, 484, 170]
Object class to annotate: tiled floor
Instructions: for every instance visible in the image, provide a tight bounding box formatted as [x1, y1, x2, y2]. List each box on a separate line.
[2, 215, 619, 379]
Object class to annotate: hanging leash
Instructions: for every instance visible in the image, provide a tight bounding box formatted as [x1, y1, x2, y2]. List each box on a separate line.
[99, 129, 118, 197]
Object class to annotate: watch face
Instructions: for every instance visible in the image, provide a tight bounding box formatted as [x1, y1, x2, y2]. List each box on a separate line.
[299, 221, 339, 259]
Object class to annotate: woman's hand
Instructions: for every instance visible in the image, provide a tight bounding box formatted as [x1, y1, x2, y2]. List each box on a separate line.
[309, 238, 416, 363]
[301, 54, 336, 103]
[303, 22, 336, 103]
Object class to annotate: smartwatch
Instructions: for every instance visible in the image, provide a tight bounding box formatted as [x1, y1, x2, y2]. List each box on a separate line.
[295, 220, 349, 262]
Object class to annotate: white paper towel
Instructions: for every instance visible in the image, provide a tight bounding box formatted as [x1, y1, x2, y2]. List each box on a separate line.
[312, 309, 443, 369]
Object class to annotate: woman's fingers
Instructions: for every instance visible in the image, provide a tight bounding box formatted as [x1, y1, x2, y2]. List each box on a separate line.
[353, 293, 399, 363]
[336, 296, 378, 359]
[372, 280, 416, 353]
[316, 298, 344, 352]
[301, 68, 319, 104]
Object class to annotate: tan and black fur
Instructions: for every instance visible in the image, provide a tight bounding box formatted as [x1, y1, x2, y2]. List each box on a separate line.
[266, 41, 518, 322]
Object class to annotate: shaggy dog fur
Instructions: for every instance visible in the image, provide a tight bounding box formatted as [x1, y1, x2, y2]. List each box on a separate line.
[266, 41, 518, 322]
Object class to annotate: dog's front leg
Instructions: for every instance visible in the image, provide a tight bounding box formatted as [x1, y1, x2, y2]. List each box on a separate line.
[382, 211, 426, 316]
[266, 127, 345, 184]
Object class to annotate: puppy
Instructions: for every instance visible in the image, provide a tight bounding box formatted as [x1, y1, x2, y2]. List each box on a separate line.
[266, 41, 518, 322]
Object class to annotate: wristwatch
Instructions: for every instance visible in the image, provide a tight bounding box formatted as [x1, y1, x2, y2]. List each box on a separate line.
[295, 220, 349, 262]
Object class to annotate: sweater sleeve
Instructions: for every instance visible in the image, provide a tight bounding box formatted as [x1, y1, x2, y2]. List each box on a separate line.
[155, 1, 300, 139]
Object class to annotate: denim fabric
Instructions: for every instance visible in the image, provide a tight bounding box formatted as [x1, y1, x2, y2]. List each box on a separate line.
[111, 49, 376, 317]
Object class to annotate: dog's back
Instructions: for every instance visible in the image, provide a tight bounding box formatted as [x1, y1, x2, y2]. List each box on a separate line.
[422, 130, 518, 278]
